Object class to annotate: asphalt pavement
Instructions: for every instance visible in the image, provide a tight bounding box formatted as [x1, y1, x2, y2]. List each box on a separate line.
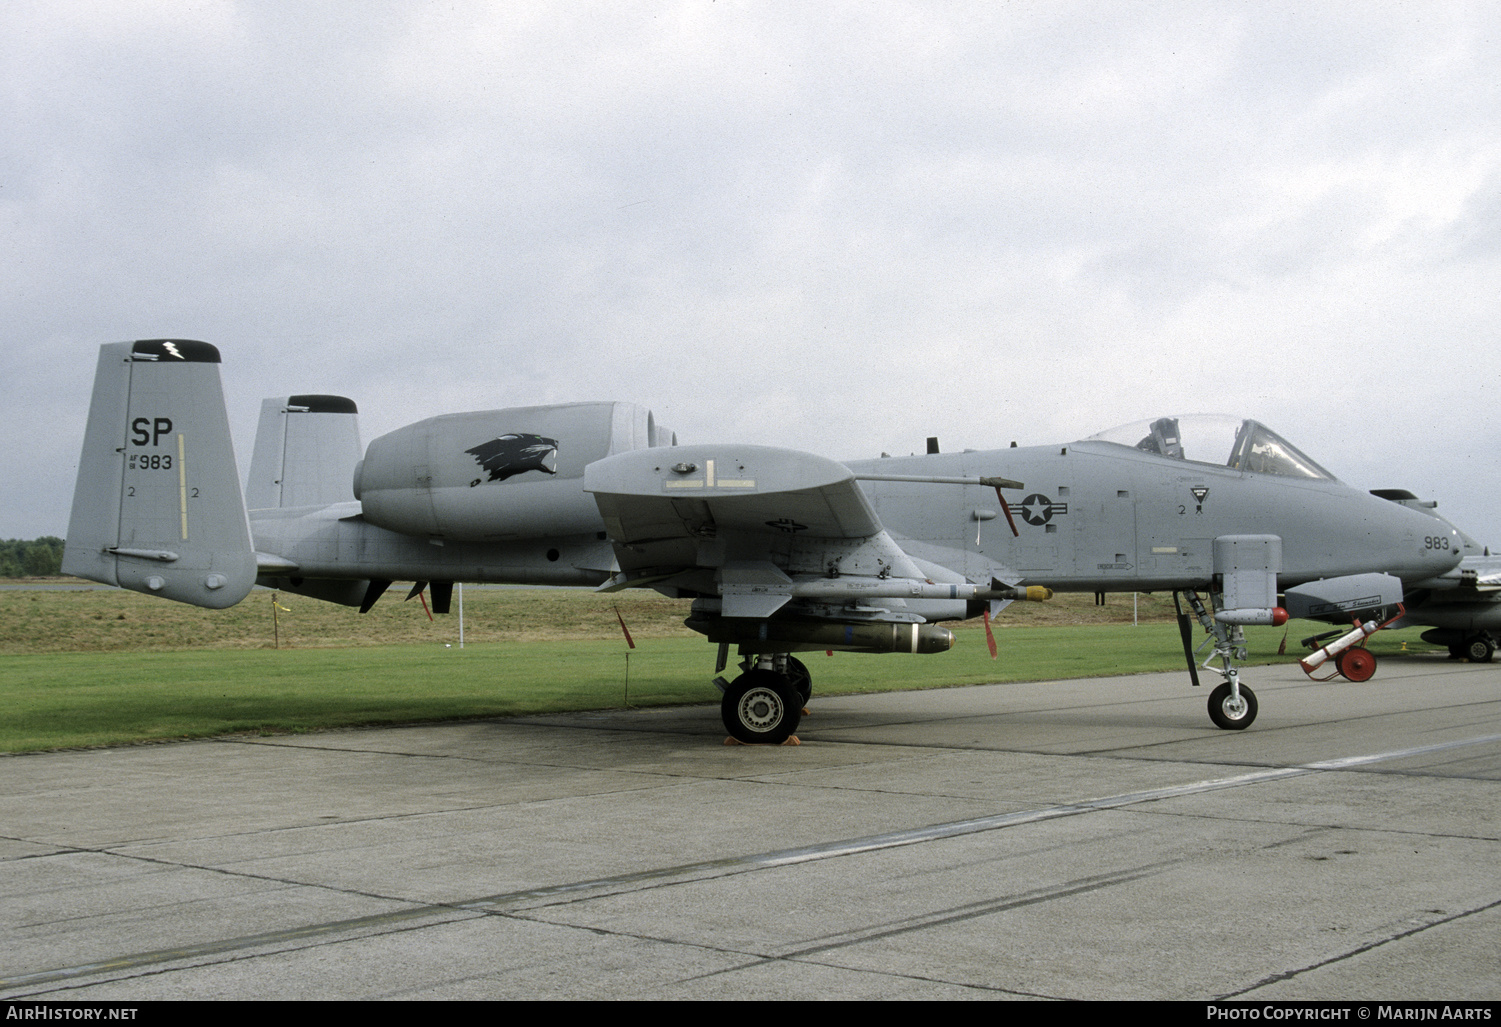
[2, 655, 1498, 1000]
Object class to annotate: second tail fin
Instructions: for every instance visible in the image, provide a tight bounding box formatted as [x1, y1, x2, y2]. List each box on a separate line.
[246, 394, 361, 510]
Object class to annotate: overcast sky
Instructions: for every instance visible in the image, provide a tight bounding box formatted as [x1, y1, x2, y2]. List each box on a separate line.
[5, 1, 1498, 547]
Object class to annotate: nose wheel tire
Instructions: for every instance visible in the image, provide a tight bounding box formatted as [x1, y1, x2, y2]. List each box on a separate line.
[722, 670, 802, 744]
[1208, 682, 1257, 730]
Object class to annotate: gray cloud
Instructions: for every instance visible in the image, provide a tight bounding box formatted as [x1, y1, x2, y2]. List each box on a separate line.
[4, 0, 1497, 545]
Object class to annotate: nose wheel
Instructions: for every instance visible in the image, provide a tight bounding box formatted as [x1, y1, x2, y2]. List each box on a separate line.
[1178, 590, 1261, 730]
[1207, 681, 1257, 730]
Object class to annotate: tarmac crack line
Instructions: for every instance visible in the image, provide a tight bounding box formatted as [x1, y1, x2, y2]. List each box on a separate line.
[1218, 895, 1501, 999]
[639, 863, 1178, 997]
[709, 862, 1176, 976]
[489, 868, 1173, 998]
[5, 731, 1498, 995]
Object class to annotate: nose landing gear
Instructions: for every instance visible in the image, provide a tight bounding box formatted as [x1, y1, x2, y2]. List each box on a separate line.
[1176, 590, 1258, 730]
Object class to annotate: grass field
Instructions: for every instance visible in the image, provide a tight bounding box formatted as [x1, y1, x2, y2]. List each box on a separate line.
[0, 580, 1188, 653]
[0, 582, 1443, 751]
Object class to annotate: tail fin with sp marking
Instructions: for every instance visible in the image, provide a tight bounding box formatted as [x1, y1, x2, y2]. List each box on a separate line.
[62, 340, 256, 608]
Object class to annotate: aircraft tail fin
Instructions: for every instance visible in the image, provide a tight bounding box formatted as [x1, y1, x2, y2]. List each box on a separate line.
[62, 340, 257, 609]
[246, 395, 362, 510]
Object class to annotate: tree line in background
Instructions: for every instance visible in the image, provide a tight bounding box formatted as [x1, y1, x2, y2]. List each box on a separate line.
[1, 538, 65, 577]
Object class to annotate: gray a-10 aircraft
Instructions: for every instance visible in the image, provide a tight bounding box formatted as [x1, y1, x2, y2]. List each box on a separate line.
[63, 340, 1466, 740]
[1402, 556, 1501, 663]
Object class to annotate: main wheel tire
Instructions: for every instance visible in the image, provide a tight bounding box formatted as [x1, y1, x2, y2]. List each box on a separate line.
[785, 656, 812, 704]
[721, 670, 802, 744]
[1335, 647, 1378, 682]
[1465, 635, 1495, 663]
[1208, 682, 1258, 730]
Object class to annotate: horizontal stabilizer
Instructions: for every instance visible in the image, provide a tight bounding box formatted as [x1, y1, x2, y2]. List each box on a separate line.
[257, 575, 370, 607]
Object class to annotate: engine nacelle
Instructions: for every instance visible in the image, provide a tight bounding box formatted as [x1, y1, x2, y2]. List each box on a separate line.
[353, 402, 674, 541]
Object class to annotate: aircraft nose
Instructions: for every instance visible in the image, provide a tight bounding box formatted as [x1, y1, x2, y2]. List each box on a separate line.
[1386, 504, 1464, 579]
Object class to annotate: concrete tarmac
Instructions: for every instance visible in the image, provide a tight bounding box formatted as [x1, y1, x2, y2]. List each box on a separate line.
[2, 654, 1498, 1001]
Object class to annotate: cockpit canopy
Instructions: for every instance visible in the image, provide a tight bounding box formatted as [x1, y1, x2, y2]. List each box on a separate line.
[1084, 415, 1336, 480]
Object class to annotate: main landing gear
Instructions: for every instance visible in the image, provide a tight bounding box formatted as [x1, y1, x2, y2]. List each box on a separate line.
[1452, 635, 1496, 664]
[1421, 628, 1496, 663]
[1175, 590, 1258, 730]
[717, 652, 808, 745]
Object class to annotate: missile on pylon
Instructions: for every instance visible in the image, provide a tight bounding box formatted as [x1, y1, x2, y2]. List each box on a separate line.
[778, 578, 1053, 604]
[684, 616, 956, 655]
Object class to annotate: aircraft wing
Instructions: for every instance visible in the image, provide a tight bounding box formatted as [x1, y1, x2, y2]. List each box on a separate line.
[585, 444, 938, 618]
[1467, 556, 1501, 590]
[1411, 555, 1501, 593]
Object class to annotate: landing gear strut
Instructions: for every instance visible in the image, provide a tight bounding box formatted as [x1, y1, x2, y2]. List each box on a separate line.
[1176, 590, 1258, 730]
[719, 653, 805, 744]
